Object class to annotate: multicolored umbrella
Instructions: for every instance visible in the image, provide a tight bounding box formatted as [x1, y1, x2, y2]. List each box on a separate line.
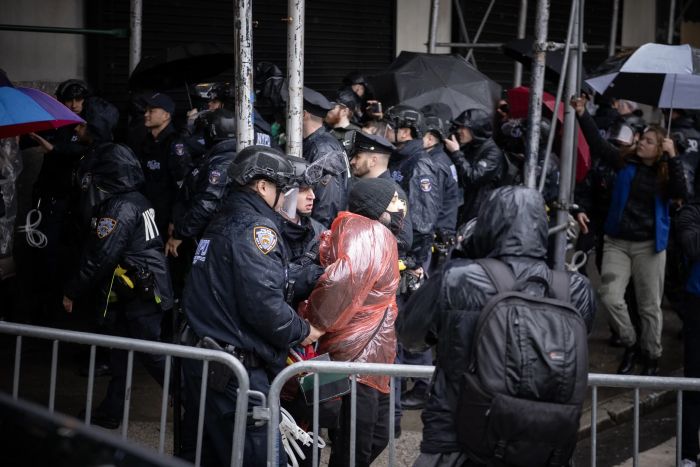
[0, 82, 85, 138]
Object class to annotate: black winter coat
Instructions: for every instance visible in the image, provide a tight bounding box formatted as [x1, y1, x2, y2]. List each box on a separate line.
[397, 186, 595, 455]
[182, 190, 310, 367]
[302, 126, 350, 227]
[172, 139, 237, 240]
[280, 215, 326, 307]
[428, 144, 460, 238]
[448, 137, 505, 223]
[65, 145, 173, 313]
[389, 139, 441, 264]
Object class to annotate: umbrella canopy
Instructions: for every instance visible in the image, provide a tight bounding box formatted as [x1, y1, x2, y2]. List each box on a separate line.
[585, 43, 700, 109]
[507, 86, 590, 183]
[128, 42, 235, 91]
[367, 51, 501, 119]
[0, 84, 84, 138]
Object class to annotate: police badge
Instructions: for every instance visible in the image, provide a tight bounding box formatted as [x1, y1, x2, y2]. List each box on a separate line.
[209, 170, 222, 185]
[174, 143, 185, 156]
[96, 217, 118, 239]
[253, 226, 277, 254]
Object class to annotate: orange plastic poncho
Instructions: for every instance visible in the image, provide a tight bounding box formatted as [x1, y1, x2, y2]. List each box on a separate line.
[301, 211, 400, 393]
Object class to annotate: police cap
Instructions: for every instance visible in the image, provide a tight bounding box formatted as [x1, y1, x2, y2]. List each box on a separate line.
[302, 87, 333, 118]
[143, 92, 175, 115]
[347, 130, 395, 157]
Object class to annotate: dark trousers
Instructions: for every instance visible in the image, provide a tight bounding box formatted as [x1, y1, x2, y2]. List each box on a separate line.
[682, 294, 700, 461]
[329, 383, 390, 467]
[181, 359, 285, 467]
[100, 299, 165, 417]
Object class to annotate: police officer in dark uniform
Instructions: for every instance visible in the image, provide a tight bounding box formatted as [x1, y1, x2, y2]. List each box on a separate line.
[180, 145, 323, 467]
[421, 112, 460, 268]
[131, 92, 191, 239]
[301, 87, 351, 227]
[444, 108, 505, 225]
[166, 108, 238, 259]
[327, 88, 362, 145]
[64, 116, 173, 429]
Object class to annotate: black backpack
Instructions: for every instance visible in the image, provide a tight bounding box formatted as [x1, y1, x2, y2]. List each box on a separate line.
[456, 259, 588, 467]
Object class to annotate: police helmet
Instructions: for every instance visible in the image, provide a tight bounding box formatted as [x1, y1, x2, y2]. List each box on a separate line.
[287, 155, 323, 187]
[385, 105, 424, 137]
[423, 114, 449, 140]
[202, 109, 237, 148]
[210, 83, 235, 105]
[342, 71, 367, 87]
[55, 79, 90, 102]
[451, 108, 493, 139]
[229, 145, 296, 188]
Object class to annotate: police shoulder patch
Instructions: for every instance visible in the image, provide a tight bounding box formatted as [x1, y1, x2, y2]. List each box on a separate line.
[419, 178, 432, 192]
[96, 217, 118, 239]
[174, 143, 185, 156]
[209, 169, 222, 185]
[253, 226, 278, 254]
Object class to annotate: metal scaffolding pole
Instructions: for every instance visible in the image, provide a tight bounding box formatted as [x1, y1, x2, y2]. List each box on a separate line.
[129, 0, 142, 73]
[286, 0, 305, 158]
[466, 0, 496, 62]
[553, 2, 581, 271]
[513, 0, 528, 87]
[609, 0, 620, 56]
[235, 0, 254, 150]
[523, 0, 550, 189]
[428, 0, 440, 53]
[668, 0, 677, 44]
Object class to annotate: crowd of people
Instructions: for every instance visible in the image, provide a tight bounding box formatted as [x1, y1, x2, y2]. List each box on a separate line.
[5, 63, 700, 467]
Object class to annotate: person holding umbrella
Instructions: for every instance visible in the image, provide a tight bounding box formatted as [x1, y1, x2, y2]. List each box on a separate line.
[572, 96, 688, 375]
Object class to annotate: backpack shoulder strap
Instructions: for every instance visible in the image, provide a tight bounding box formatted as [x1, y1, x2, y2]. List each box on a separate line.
[476, 258, 516, 294]
[549, 270, 571, 303]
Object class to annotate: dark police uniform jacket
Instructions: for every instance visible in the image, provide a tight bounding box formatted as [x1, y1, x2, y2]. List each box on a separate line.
[389, 138, 441, 265]
[428, 144, 460, 240]
[172, 139, 237, 241]
[302, 126, 350, 228]
[182, 189, 310, 367]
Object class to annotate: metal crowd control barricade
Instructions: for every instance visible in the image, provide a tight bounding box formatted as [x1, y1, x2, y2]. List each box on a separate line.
[266, 360, 436, 467]
[267, 361, 700, 467]
[0, 321, 250, 467]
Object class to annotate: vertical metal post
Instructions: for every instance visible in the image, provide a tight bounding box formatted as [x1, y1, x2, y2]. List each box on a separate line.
[49, 340, 59, 413]
[286, 0, 305, 159]
[591, 386, 598, 467]
[513, 0, 528, 87]
[428, 0, 440, 53]
[12, 336, 21, 399]
[677, 390, 683, 467]
[235, 0, 254, 150]
[129, 0, 142, 73]
[668, 0, 677, 44]
[465, 0, 496, 63]
[633, 388, 640, 467]
[524, 0, 550, 189]
[608, 0, 620, 57]
[553, 0, 580, 271]
[453, 0, 477, 67]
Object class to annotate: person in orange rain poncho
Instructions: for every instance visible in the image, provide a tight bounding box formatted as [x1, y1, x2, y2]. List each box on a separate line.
[300, 177, 405, 467]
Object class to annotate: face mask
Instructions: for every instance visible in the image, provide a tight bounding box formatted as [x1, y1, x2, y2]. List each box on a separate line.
[384, 210, 405, 236]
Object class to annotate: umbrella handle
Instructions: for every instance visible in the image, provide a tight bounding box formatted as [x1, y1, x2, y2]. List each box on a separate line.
[667, 74, 677, 137]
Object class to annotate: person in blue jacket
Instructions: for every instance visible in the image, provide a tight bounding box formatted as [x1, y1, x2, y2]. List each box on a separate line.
[572, 97, 688, 376]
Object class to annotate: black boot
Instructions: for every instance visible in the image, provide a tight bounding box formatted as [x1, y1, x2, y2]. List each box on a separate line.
[641, 356, 659, 376]
[617, 346, 638, 375]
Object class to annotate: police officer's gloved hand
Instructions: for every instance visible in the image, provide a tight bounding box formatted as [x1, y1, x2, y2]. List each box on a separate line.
[288, 263, 324, 307]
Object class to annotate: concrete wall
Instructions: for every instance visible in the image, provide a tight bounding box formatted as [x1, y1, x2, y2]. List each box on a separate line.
[621, 0, 656, 47]
[0, 0, 85, 88]
[396, 0, 452, 55]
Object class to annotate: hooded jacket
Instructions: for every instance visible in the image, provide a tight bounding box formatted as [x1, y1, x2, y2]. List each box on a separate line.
[397, 186, 595, 455]
[183, 189, 310, 368]
[448, 136, 505, 223]
[65, 144, 173, 312]
[302, 126, 350, 227]
[172, 138, 237, 240]
[302, 211, 400, 393]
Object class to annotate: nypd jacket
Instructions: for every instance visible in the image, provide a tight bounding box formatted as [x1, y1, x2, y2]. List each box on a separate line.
[182, 189, 310, 367]
[389, 139, 441, 265]
[65, 147, 173, 312]
[448, 137, 505, 223]
[133, 123, 191, 236]
[280, 214, 326, 307]
[302, 126, 350, 227]
[397, 186, 595, 455]
[172, 139, 237, 240]
[427, 144, 460, 239]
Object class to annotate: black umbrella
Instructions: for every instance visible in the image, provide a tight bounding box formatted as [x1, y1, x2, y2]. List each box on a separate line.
[502, 38, 567, 77]
[128, 42, 235, 91]
[367, 52, 501, 119]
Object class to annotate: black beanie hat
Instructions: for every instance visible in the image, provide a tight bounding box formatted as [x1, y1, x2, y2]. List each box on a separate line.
[348, 178, 396, 220]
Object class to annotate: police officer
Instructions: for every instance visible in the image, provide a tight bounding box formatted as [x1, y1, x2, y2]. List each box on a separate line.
[64, 114, 172, 429]
[385, 105, 441, 279]
[131, 92, 191, 238]
[166, 108, 238, 259]
[180, 145, 323, 466]
[421, 112, 460, 266]
[444, 108, 505, 224]
[327, 88, 362, 144]
[301, 87, 350, 227]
